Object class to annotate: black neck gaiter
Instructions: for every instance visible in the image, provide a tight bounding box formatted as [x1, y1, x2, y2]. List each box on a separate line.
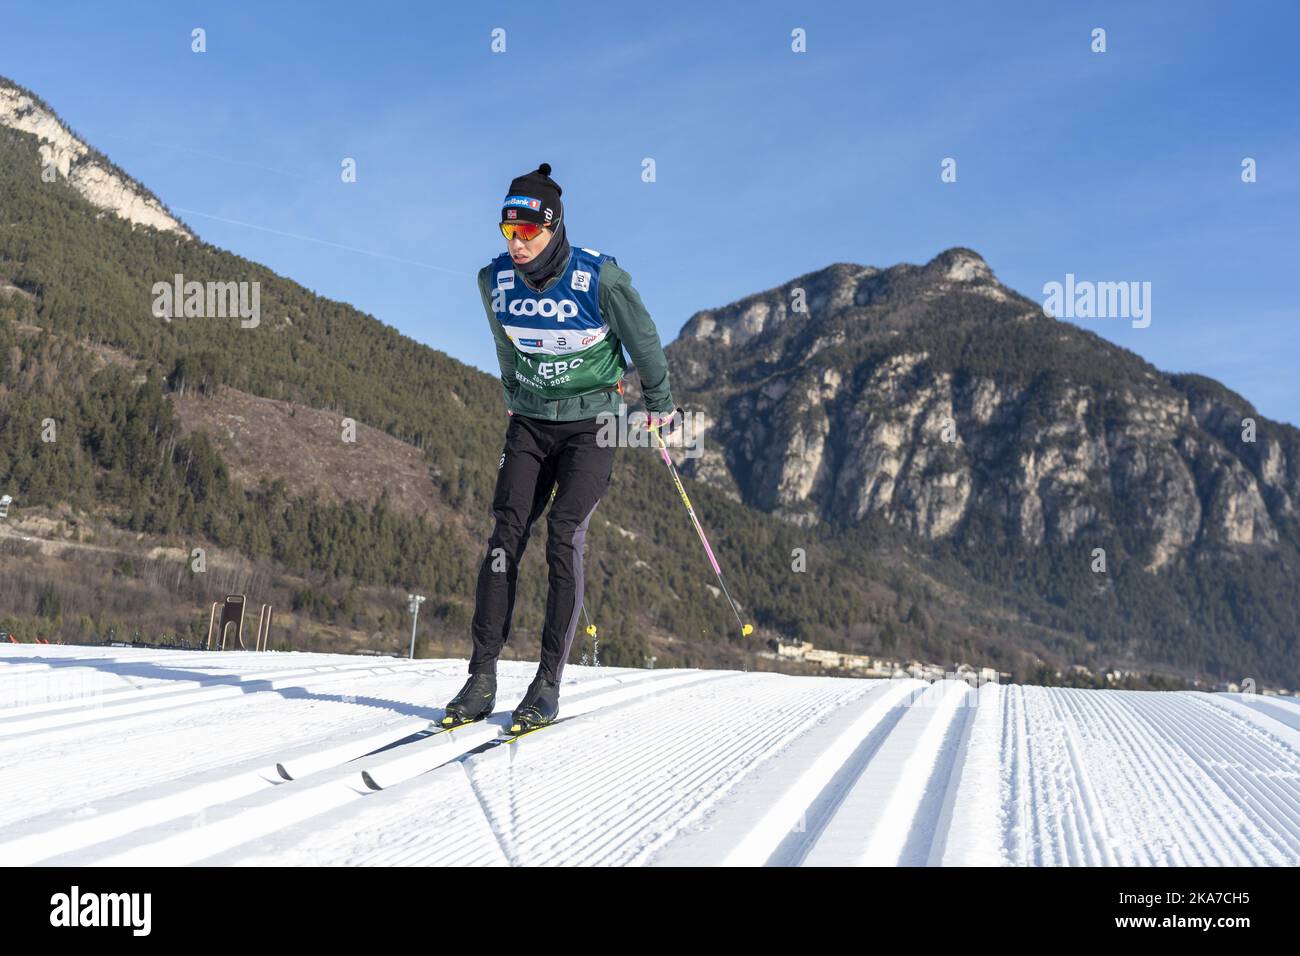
[518, 219, 571, 290]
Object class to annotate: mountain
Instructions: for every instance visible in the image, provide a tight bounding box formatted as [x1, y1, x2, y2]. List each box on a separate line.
[671, 249, 1297, 557]
[0, 82, 191, 238]
[661, 249, 1300, 683]
[1, 75, 1295, 687]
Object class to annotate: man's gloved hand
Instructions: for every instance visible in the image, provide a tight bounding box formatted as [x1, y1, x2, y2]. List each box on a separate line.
[646, 406, 682, 437]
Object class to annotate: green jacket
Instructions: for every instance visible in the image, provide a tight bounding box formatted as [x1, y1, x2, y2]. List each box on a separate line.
[477, 258, 675, 422]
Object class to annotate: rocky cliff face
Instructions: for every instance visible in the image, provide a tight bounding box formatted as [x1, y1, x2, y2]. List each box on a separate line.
[667, 248, 1299, 572]
[0, 78, 191, 239]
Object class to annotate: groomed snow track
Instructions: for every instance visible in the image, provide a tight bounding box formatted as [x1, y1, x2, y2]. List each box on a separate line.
[1, 646, 1297, 866]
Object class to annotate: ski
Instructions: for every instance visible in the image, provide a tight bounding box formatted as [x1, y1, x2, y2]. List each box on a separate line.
[357, 716, 488, 790]
[360, 715, 486, 759]
[359, 715, 575, 792]
[460, 715, 574, 758]
[275, 716, 486, 781]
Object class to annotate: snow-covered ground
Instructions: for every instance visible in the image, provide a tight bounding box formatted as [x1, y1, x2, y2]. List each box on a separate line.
[1, 645, 1297, 866]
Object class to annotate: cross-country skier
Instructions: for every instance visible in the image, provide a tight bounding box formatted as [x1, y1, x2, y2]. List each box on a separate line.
[442, 163, 680, 733]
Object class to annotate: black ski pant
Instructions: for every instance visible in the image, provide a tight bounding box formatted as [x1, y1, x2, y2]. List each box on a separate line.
[469, 413, 615, 683]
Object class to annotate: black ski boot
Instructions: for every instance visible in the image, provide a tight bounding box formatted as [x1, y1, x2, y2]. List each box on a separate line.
[509, 674, 560, 734]
[441, 672, 496, 728]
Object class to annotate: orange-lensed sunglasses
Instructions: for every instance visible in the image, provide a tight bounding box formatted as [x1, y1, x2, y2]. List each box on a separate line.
[500, 221, 549, 242]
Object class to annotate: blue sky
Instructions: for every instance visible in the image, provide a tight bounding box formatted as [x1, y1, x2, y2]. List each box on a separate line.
[3, 1, 1297, 423]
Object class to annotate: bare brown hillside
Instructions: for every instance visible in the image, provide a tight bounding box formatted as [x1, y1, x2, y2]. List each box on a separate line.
[171, 385, 445, 520]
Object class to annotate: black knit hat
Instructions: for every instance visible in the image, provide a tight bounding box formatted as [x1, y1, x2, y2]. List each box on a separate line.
[502, 162, 563, 228]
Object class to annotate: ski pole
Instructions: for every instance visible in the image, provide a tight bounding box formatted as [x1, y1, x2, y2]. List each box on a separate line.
[649, 415, 753, 643]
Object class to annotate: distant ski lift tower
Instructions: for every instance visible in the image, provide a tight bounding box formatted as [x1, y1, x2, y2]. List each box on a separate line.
[407, 594, 426, 660]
